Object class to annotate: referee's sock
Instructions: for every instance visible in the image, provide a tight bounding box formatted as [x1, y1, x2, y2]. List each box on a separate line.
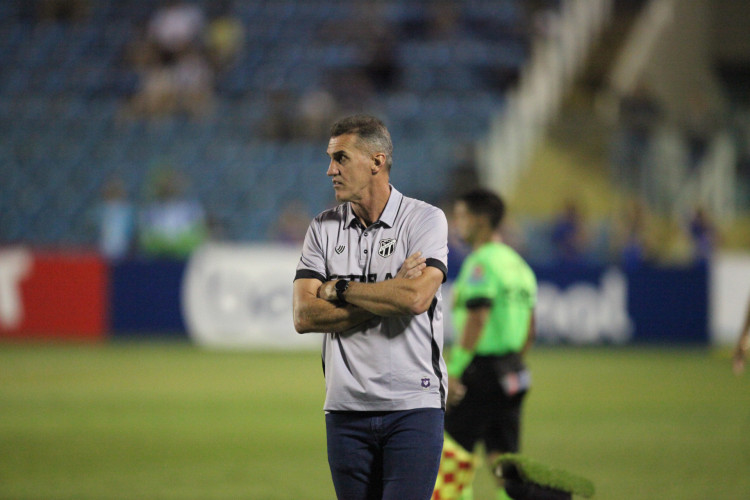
[432, 433, 477, 500]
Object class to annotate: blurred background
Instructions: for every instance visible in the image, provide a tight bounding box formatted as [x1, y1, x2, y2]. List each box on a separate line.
[1, 0, 749, 346]
[1, 0, 748, 259]
[1, 1, 750, 499]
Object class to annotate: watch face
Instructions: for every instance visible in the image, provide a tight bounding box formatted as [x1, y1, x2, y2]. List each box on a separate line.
[335, 280, 347, 302]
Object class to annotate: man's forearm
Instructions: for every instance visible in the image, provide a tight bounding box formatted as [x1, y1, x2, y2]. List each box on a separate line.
[343, 278, 426, 317]
[310, 254, 441, 320]
[332, 266, 443, 317]
[460, 307, 488, 351]
[294, 296, 375, 333]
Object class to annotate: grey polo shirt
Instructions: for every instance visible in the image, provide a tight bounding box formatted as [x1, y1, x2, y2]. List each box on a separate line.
[295, 186, 449, 411]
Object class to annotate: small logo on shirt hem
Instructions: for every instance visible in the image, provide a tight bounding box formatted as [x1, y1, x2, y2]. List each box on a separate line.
[421, 377, 431, 390]
[335, 245, 345, 254]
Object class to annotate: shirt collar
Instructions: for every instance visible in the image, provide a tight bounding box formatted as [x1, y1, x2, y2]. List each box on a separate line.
[346, 185, 402, 229]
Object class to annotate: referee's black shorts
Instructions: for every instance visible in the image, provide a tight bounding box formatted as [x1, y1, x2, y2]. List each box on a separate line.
[445, 353, 529, 454]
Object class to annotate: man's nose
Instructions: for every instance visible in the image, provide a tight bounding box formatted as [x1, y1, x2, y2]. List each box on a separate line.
[327, 161, 338, 176]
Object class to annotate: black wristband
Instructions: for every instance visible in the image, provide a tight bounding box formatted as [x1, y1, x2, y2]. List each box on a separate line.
[335, 279, 349, 303]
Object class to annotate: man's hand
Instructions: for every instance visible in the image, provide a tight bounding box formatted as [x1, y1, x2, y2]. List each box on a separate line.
[317, 280, 338, 303]
[447, 376, 466, 407]
[318, 252, 428, 303]
[396, 252, 427, 279]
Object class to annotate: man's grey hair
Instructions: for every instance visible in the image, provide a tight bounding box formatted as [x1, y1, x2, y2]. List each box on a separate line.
[330, 114, 393, 170]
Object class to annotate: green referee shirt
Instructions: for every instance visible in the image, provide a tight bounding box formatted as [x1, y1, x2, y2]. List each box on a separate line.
[452, 242, 537, 355]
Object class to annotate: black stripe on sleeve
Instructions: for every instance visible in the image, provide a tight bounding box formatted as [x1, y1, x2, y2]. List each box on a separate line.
[294, 269, 327, 283]
[425, 258, 448, 283]
[466, 297, 493, 309]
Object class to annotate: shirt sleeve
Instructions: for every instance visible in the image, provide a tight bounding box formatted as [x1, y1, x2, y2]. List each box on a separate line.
[460, 257, 497, 305]
[407, 206, 449, 282]
[294, 217, 327, 283]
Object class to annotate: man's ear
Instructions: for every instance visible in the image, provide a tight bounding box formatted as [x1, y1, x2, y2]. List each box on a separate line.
[372, 153, 386, 173]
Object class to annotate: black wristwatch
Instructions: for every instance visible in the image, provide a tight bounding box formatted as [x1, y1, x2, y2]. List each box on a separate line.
[335, 279, 350, 303]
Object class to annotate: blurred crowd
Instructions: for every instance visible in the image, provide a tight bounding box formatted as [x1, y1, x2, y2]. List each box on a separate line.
[10, 0, 742, 269]
[122, 0, 243, 120]
[96, 163, 718, 270]
[96, 167, 208, 260]
[442, 196, 717, 277]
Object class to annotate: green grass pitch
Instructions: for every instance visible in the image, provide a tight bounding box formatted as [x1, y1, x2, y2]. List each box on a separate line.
[1, 342, 748, 499]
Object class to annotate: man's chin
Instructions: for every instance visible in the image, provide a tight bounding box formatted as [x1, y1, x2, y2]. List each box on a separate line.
[333, 191, 348, 203]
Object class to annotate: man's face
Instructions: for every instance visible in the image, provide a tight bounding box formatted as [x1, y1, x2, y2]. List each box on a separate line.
[326, 133, 375, 203]
[453, 200, 479, 244]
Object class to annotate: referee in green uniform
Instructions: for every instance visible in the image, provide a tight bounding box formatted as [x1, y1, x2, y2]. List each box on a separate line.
[433, 189, 537, 500]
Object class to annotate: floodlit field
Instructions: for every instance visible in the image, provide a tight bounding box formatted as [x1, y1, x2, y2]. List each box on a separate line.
[1, 342, 748, 499]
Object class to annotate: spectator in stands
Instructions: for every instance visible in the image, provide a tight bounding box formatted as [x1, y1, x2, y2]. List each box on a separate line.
[139, 167, 207, 259]
[204, 1, 245, 71]
[97, 177, 135, 260]
[126, 64, 178, 118]
[613, 198, 650, 271]
[550, 198, 588, 264]
[147, 0, 206, 65]
[127, 46, 214, 119]
[124, 1, 215, 120]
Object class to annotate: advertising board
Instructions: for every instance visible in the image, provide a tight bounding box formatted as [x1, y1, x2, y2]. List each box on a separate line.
[0, 248, 107, 339]
[182, 244, 321, 349]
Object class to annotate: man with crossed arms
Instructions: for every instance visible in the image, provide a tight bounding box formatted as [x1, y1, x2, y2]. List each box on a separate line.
[293, 115, 449, 500]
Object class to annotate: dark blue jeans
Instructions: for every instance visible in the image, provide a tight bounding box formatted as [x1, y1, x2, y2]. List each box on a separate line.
[325, 408, 444, 500]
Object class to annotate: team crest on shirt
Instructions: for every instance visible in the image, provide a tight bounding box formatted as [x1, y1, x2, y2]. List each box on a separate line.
[421, 377, 431, 390]
[378, 238, 396, 258]
[335, 245, 345, 254]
